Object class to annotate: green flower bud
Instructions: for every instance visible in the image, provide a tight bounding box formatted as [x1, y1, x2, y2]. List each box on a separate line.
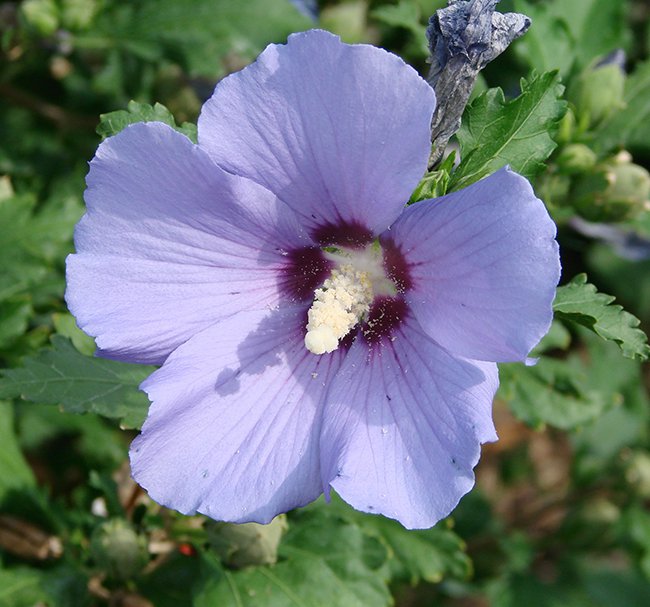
[0, 176, 14, 201]
[206, 515, 288, 569]
[556, 143, 598, 175]
[571, 153, 650, 222]
[410, 151, 456, 203]
[570, 59, 625, 129]
[626, 452, 650, 497]
[536, 171, 571, 209]
[90, 519, 148, 581]
[556, 107, 576, 146]
[582, 497, 620, 524]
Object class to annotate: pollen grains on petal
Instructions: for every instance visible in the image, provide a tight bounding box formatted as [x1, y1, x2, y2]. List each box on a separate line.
[380, 236, 413, 293]
[362, 296, 408, 345]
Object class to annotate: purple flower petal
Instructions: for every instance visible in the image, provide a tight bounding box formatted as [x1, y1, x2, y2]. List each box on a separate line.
[198, 29, 435, 236]
[66, 122, 311, 364]
[383, 167, 560, 362]
[320, 314, 498, 529]
[130, 306, 345, 523]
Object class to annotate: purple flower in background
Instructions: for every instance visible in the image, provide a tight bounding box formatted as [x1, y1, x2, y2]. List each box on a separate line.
[66, 30, 560, 529]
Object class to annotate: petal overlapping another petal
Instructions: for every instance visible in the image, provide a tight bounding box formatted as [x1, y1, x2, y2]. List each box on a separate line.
[130, 306, 346, 523]
[384, 168, 561, 363]
[66, 122, 311, 364]
[320, 316, 498, 529]
[198, 29, 435, 237]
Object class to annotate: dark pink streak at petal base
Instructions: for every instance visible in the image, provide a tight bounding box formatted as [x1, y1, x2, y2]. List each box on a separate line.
[380, 237, 413, 293]
[362, 296, 408, 344]
[281, 246, 332, 301]
[312, 221, 374, 248]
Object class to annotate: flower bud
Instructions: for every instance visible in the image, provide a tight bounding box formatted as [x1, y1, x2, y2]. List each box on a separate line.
[556, 107, 577, 146]
[536, 171, 571, 209]
[556, 143, 598, 175]
[571, 154, 650, 222]
[570, 59, 625, 128]
[582, 497, 620, 524]
[206, 515, 288, 569]
[90, 519, 148, 581]
[626, 452, 650, 497]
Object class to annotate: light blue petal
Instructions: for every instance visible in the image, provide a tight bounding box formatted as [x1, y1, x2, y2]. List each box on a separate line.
[320, 314, 498, 529]
[130, 306, 346, 523]
[66, 122, 310, 364]
[383, 167, 561, 363]
[198, 29, 435, 237]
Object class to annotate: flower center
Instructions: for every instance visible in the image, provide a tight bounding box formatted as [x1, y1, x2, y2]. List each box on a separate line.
[304, 245, 394, 355]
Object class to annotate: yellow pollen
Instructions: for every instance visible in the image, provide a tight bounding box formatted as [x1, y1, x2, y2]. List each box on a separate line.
[304, 264, 373, 355]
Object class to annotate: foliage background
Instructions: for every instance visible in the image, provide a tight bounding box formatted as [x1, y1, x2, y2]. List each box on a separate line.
[1, 0, 650, 605]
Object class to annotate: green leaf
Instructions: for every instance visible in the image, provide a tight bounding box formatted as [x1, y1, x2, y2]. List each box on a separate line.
[595, 59, 650, 154]
[0, 567, 52, 607]
[61, 0, 101, 31]
[0, 188, 82, 306]
[503, 326, 645, 432]
[582, 566, 650, 607]
[571, 329, 648, 477]
[0, 336, 154, 429]
[20, 0, 60, 36]
[194, 509, 391, 607]
[0, 298, 32, 350]
[308, 494, 471, 585]
[531, 320, 572, 355]
[97, 100, 198, 141]
[368, 520, 471, 585]
[559, 0, 629, 68]
[514, 0, 629, 75]
[489, 571, 596, 607]
[553, 274, 650, 361]
[513, 1, 574, 75]
[0, 565, 88, 607]
[450, 71, 566, 191]
[0, 194, 52, 301]
[499, 355, 614, 430]
[87, 0, 311, 79]
[0, 402, 36, 502]
[371, 1, 428, 57]
[140, 550, 203, 607]
[371, 0, 419, 30]
[52, 313, 98, 356]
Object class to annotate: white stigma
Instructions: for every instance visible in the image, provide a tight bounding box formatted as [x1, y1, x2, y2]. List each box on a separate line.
[304, 263, 373, 355]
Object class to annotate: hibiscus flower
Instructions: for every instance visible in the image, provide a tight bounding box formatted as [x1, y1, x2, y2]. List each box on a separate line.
[66, 30, 560, 529]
